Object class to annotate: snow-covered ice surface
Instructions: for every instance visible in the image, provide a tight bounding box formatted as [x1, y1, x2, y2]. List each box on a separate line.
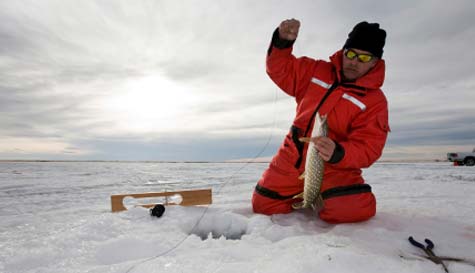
[1, 162, 474, 273]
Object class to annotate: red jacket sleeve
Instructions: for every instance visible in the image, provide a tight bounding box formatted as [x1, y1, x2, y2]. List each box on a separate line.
[266, 38, 317, 103]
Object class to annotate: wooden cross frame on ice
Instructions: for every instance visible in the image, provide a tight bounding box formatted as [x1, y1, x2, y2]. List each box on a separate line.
[110, 189, 212, 212]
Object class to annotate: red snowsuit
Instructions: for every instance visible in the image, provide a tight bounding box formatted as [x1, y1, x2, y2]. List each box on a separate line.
[252, 35, 390, 224]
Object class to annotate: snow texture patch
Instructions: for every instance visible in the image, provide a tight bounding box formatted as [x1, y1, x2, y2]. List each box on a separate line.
[95, 237, 164, 265]
[5, 247, 57, 272]
[186, 211, 249, 240]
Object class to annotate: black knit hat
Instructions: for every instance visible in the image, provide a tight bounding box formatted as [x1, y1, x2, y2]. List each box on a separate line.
[343, 21, 386, 58]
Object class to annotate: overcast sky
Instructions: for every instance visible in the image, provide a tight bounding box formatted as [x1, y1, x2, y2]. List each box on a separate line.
[1, 0, 474, 161]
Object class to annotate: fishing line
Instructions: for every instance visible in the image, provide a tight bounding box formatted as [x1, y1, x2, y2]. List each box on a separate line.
[125, 84, 279, 273]
[125, 68, 282, 273]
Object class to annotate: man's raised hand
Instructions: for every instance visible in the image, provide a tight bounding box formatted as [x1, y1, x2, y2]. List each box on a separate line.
[278, 18, 300, 41]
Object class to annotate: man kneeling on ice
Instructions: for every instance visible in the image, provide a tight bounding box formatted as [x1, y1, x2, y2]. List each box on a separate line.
[252, 19, 390, 223]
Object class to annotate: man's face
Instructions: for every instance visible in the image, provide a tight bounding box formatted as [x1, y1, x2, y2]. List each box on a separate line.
[341, 48, 378, 82]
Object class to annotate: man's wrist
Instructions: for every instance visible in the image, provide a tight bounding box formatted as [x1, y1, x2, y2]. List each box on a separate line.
[328, 141, 345, 164]
[271, 28, 295, 49]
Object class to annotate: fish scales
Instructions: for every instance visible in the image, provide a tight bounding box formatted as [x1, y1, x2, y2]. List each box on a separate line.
[292, 114, 327, 211]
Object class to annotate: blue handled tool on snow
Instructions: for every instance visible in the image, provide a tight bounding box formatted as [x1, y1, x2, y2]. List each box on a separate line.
[408, 236, 449, 273]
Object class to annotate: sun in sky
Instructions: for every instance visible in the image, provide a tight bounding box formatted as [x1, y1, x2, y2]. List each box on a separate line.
[100, 74, 198, 134]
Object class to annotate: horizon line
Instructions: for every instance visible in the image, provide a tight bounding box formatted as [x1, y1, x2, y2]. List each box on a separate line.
[0, 159, 450, 163]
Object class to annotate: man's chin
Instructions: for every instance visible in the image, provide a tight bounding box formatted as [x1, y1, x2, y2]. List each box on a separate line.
[343, 70, 359, 81]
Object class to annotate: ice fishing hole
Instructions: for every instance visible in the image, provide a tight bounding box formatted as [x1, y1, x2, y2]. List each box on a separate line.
[187, 212, 248, 240]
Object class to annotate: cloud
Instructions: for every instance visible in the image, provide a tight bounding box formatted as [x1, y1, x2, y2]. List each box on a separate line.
[0, 0, 474, 161]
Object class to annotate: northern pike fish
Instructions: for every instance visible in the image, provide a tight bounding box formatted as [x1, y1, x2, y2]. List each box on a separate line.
[292, 114, 327, 211]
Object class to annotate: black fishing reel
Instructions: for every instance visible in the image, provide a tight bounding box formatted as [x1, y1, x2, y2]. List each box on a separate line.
[150, 204, 165, 218]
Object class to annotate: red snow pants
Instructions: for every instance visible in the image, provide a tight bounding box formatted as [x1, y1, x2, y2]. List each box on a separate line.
[252, 158, 376, 224]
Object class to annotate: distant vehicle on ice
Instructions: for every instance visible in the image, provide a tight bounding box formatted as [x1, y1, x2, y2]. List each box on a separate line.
[447, 148, 475, 166]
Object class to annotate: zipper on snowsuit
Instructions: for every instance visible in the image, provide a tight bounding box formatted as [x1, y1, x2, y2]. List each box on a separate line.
[293, 80, 339, 169]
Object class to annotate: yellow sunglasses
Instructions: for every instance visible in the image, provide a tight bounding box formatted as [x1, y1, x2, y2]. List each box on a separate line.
[344, 49, 374, 63]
